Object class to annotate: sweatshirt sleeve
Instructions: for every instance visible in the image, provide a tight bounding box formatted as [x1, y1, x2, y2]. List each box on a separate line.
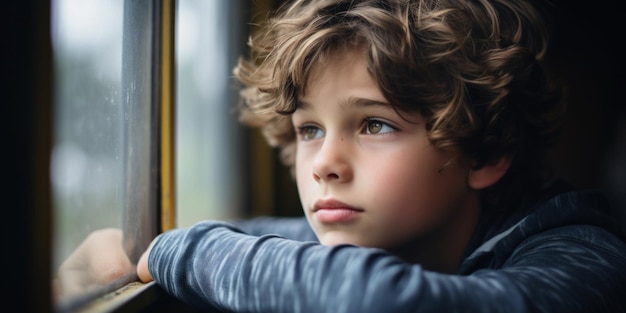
[147, 221, 626, 313]
[227, 216, 317, 242]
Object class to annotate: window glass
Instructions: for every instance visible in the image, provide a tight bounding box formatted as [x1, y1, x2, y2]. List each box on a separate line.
[176, 0, 245, 227]
[51, 0, 158, 306]
[50, 0, 124, 273]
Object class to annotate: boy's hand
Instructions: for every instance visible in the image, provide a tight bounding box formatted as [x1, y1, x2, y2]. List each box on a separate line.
[137, 238, 155, 283]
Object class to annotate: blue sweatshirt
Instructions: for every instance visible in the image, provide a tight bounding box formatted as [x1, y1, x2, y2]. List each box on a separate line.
[148, 190, 626, 312]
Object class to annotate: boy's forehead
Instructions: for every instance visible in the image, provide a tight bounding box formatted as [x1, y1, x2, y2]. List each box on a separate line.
[296, 97, 390, 110]
[299, 48, 373, 96]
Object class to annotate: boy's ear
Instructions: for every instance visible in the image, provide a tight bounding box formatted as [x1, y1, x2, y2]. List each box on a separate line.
[468, 156, 512, 190]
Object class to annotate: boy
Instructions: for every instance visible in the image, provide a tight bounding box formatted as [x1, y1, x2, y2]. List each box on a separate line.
[138, 0, 626, 312]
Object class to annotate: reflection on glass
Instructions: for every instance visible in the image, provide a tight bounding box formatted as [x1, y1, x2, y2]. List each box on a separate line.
[176, 0, 245, 227]
[50, 0, 124, 303]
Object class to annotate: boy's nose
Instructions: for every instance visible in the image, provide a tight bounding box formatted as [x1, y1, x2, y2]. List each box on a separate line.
[312, 137, 353, 183]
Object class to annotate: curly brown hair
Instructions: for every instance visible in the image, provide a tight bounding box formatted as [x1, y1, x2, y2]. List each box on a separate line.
[234, 0, 564, 211]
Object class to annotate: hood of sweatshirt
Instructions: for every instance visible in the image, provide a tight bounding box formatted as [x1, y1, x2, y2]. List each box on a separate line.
[457, 188, 626, 274]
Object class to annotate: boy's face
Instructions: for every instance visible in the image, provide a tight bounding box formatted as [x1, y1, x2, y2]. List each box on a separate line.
[292, 49, 481, 261]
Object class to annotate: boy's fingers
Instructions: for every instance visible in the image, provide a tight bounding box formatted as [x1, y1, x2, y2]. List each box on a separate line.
[137, 249, 153, 283]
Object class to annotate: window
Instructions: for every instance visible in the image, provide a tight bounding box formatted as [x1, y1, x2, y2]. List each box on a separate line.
[50, 0, 248, 310]
[51, 0, 126, 280]
[51, 0, 161, 309]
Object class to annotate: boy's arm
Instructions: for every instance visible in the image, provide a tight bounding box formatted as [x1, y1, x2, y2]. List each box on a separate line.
[137, 217, 315, 283]
[146, 221, 626, 313]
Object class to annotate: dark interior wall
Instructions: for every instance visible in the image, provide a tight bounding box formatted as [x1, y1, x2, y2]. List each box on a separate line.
[545, 0, 625, 229]
[546, 0, 624, 186]
[1, 1, 53, 312]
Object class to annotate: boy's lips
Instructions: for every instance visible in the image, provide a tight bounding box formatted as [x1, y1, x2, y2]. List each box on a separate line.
[313, 199, 363, 223]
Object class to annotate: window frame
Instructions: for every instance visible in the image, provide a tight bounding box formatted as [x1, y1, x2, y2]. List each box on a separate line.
[5, 0, 287, 312]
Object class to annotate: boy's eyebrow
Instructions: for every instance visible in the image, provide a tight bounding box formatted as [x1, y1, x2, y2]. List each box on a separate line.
[349, 97, 390, 109]
[296, 97, 391, 110]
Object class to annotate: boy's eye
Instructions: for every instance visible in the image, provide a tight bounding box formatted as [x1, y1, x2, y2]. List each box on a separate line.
[298, 125, 324, 141]
[365, 119, 395, 135]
